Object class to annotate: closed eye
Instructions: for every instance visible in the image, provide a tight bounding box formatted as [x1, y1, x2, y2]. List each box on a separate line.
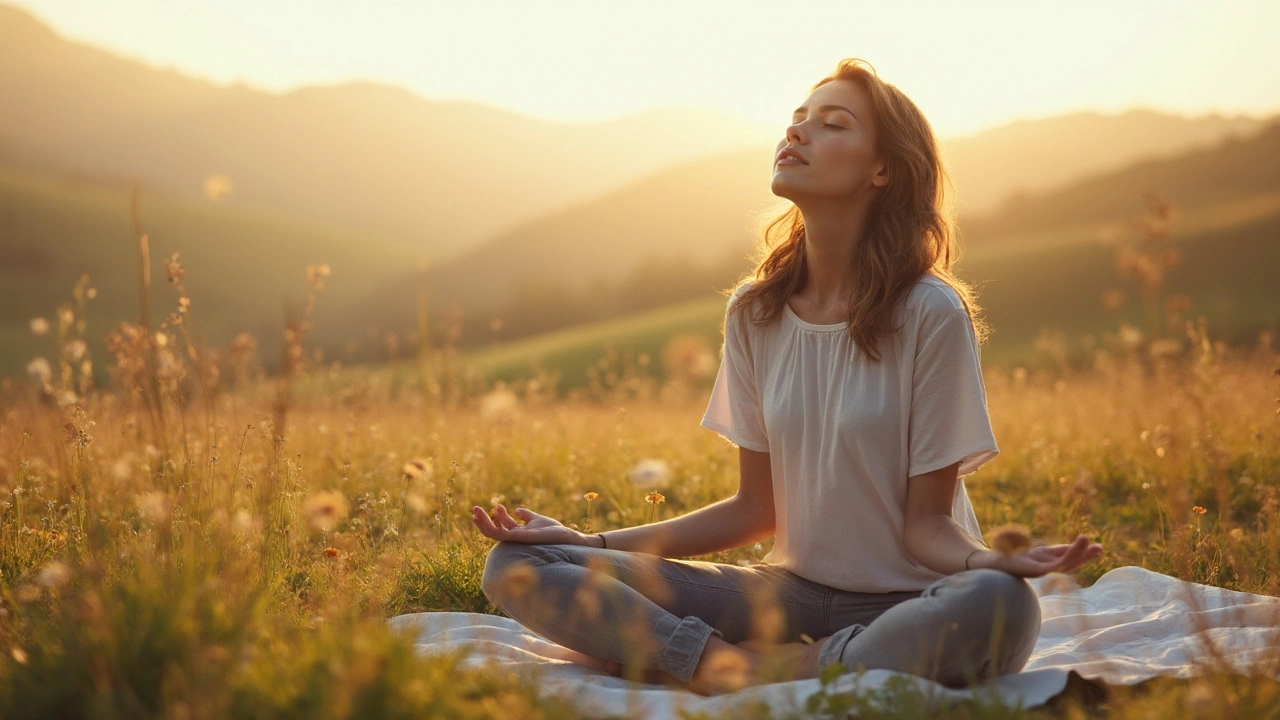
[823, 123, 845, 130]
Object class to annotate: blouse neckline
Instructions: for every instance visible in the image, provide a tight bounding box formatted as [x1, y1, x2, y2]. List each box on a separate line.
[782, 303, 848, 333]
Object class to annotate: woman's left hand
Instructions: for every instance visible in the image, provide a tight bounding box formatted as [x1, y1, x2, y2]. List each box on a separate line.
[977, 534, 1102, 577]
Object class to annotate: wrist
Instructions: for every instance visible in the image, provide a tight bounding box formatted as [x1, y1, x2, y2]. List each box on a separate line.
[579, 531, 606, 549]
[965, 548, 993, 571]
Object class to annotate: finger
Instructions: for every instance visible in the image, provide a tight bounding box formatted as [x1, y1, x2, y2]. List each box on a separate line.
[493, 504, 520, 531]
[471, 506, 505, 539]
[1052, 538, 1092, 572]
[514, 507, 537, 523]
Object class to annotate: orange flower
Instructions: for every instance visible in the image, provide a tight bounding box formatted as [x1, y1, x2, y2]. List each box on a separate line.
[583, 492, 599, 502]
[322, 547, 340, 558]
[646, 491, 665, 505]
[1192, 506, 1207, 515]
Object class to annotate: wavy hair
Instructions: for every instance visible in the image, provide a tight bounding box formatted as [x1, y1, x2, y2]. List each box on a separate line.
[732, 58, 989, 362]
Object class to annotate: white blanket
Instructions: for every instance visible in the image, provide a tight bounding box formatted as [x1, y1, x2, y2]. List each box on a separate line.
[388, 566, 1280, 716]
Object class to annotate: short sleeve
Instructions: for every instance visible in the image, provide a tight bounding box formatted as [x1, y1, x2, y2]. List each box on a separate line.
[907, 304, 999, 477]
[700, 291, 770, 452]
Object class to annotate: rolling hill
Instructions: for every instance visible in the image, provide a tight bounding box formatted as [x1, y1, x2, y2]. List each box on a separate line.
[345, 119, 1280, 355]
[0, 3, 776, 257]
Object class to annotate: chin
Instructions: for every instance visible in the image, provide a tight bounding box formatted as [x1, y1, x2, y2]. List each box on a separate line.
[770, 174, 800, 200]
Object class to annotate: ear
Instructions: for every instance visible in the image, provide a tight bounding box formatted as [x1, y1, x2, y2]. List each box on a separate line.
[871, 158, 890, 188]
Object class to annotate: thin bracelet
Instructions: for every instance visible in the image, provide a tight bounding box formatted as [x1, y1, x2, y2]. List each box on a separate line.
[597, 532, 608, 549]
[964, 548, 982, 570]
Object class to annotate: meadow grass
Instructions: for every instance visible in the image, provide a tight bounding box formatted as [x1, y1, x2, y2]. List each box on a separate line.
[2, 312, 1279, 718]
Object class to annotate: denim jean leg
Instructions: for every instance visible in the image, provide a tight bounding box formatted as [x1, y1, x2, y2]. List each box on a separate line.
[484, 541, 796, 683]
[826, 569, 1041, 687]
[482, 544, 840, 683]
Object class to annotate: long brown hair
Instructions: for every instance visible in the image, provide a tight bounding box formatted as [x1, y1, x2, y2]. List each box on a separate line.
[733, 58, 989, 361]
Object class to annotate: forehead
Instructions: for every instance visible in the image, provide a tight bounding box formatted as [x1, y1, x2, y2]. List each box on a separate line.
[794, 79, 871, 116]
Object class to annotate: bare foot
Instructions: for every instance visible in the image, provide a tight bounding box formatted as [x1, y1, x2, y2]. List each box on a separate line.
[688, 637, 759, 695]
[738, 637, 830, 682]
[557, 648, 615, 674]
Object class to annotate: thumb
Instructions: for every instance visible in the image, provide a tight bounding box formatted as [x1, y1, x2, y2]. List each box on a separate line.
[514, 507, 535, 522]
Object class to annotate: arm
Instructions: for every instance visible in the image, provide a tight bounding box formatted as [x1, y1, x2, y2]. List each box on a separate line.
[601, 447, 774, 557]
[471, 446, 775, 559]
[903, 461, 1102, 576]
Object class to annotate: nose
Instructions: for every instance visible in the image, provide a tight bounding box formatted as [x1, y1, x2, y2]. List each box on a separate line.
[785, 120, 806, 145]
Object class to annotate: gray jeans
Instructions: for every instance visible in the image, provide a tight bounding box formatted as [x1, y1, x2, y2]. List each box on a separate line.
[482, 542, 1041, 686]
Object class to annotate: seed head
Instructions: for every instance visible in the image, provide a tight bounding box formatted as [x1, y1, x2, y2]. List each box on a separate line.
[36, 561, 71, 590]
[629, 459, 672, 489]
[302, 490, 349, 532]
[989, 524, 1032, 556]
[402, 458, 433, 481]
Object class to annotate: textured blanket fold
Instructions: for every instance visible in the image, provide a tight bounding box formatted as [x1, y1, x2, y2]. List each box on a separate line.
[388, 566, 1280, 716]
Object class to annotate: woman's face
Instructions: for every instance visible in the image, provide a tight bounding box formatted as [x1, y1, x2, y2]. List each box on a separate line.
[771, 79, 887, 203]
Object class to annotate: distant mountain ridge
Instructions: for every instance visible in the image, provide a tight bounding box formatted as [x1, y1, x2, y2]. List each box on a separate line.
[359, 118, 1280, 350]
[3, 2, 1269, 258]
[942, 109, 1265, 215]
[0, 3, 776, 256]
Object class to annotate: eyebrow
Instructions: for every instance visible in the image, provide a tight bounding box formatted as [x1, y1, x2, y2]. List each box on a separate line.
[792, 104, 860, 123]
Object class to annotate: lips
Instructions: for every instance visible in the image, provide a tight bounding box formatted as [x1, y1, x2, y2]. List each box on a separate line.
[775, 147, 808, 166]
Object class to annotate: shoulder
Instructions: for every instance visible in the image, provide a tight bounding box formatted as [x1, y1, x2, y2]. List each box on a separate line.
[725, 280, 758, 319]
[904, 275, 965, 317]
[899, 275, 974, 345]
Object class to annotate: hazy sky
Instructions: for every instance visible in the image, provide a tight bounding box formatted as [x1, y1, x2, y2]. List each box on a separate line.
[12, 0, 1280, 137]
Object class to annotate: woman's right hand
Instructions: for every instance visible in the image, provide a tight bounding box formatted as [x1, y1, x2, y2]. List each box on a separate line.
[470, 504, 593, 547]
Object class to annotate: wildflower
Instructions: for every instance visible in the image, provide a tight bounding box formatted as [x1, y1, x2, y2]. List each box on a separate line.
[64, 339, 87, 361]
[36, 561, 71, 590]
[989, 524, 1032, 556]
[10, 648, 27, 664]
[322, 547, 339, 558]
[646, 491, 665, 505]
[136, 492, 169, 523]
[165, 253, 184, 285]
[402, 457, 433, 481]
[1041, 573, 1078, 595]
[306, 264, 331, 292]
[499, 563, 539, 599]
[302, 490, 349, 531]
[111, 455, 133, 482]
[480, 384, 519, 420]
[26, 357, 52, 385]
[583, 492, 599, 532]
[629, 459, 672, 489]
[233, 509, 260, 534]
[1192, 506, 1207, 515]
[1118, 323, 1143, 350]
[29, 317, 49, 336]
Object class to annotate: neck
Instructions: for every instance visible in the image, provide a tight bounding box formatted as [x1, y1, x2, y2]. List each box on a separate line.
[794, 195, 875, 304]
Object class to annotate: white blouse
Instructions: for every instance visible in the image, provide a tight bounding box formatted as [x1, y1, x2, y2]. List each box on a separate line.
[701, 275, 998, 592]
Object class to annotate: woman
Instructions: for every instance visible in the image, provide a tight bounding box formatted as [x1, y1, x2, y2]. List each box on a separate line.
[471, 58, 1102, 695]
